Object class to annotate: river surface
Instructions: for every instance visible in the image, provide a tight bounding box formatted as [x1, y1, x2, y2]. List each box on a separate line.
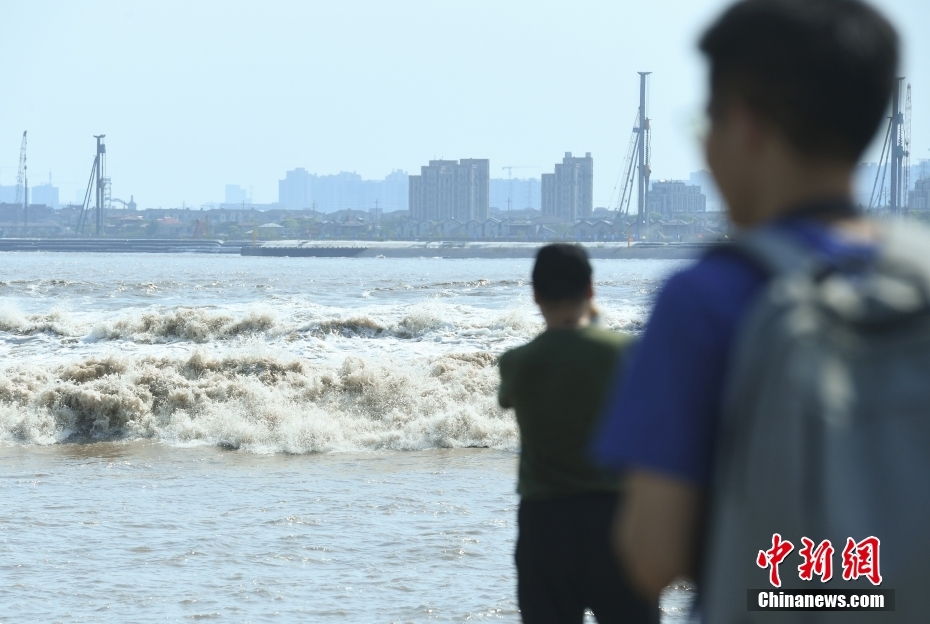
[0, 253, 694, 622]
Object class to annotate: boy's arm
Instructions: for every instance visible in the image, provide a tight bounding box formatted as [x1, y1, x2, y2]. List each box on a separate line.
[612, 470, 702, 601]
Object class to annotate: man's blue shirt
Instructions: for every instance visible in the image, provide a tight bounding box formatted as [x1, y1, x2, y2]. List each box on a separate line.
[592, 215, 876, 485]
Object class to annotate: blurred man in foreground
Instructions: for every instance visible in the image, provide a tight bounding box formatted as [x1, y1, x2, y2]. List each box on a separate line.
[594, 0, 930, 621]
[499, 244, 656, 623]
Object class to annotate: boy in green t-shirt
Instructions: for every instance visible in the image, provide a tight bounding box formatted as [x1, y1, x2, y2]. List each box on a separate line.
[498, 244, 656, 623]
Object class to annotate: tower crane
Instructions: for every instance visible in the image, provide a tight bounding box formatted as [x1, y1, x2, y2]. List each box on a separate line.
[15, 132, 27, 233]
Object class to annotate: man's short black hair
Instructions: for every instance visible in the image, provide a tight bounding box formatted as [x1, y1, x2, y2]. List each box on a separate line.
[700, 0, 898, 163]
[532, 244, 592, 302]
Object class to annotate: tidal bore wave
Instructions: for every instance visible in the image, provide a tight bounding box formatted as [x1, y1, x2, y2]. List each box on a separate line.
[0, 350, 516, 453]
[0, 305, 551, 343]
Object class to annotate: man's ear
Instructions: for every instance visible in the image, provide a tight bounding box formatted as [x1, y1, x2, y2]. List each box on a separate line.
[533, 288, 541, 306]
[586, 283, 594, 300]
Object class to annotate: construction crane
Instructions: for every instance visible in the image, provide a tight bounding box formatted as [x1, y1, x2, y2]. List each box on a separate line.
[612, 73, 652, 241]
[869, 79, 911, 214]
[15, 131, 27, 233]
[903, 83, 912, 212]
[611, 111, 641, 219]
[78, 135, 107, 236]
[867, 116, 892, 211]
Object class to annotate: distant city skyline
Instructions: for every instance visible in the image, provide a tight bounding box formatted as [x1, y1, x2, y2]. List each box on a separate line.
[3, 162, 925, 215]
[279, 168, 409, 213]
[1, 0, 926, 209]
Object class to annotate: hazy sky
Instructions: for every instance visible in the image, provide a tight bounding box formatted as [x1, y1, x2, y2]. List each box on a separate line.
[2, 0, 927, 209]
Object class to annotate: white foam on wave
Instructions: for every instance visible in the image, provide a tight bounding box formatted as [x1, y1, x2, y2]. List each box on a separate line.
[0, 305, 82, 337]
[0, 300, 546, 345]
[89, 307, 278, 343]
[1, 294, 647, 456]
[0, 347, 517, 454]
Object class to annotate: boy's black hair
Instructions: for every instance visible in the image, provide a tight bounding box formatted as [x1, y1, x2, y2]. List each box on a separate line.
[700, 0, 898, 163]
[532, 244, 592, 302]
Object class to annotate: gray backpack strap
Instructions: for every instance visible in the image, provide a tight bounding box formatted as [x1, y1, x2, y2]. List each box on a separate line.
[727, 227, 828, 278]
[876, 222, 930, 306]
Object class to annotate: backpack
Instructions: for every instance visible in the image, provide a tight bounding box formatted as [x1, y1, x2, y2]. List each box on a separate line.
[701, 221, 930, 623]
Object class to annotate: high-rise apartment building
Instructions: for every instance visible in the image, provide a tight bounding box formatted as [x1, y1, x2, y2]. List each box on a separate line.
[688, 170, 723, 211]
[910, 177, 930, 211]
[29, 183, 59, 208]
[278, 169, 312, 208]
[541, 152, 593, 221]
[647, 180, 706, 214]
[0, 182, 60, 208]
[408, 159, 489, 222]
[278, 169, 408, 213]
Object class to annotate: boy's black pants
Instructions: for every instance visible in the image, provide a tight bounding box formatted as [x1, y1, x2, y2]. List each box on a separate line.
[516, 491, 658, 624]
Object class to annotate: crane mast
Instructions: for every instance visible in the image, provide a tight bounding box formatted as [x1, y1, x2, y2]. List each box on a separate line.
[612, 73, 651, 241]
[78, 135, 107, 236]
[637, 72, 651, 238]
[612, 111, 640, 221]
[15, 132, 27, 234]
[903, 83, 912, 212]
[868, 78, 910, 214]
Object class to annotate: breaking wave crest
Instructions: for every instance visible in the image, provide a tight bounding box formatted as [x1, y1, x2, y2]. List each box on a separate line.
[91, 308, 278, 343]
[0, 304, 551, 343]
[0, 308, 78, 337]
[0, 350, 516, 453]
